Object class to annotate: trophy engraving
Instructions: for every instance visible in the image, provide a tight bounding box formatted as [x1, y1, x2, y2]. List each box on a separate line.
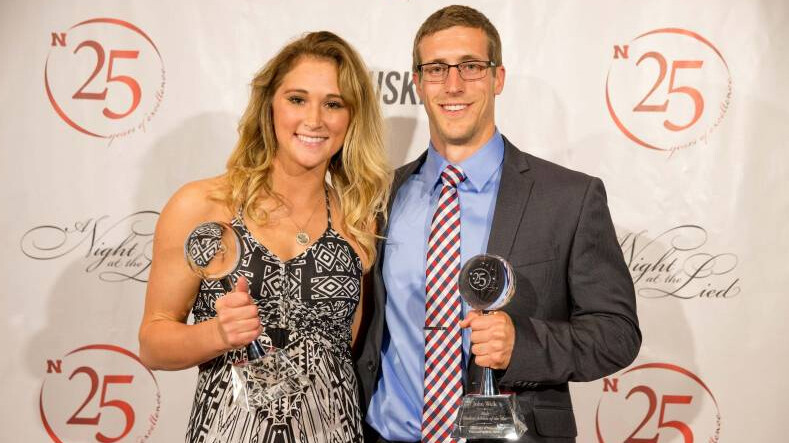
[469, 267, 491, 291]
[452, 254, 527, 440]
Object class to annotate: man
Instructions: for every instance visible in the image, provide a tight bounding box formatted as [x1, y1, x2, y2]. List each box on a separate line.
[357, 5, 641, 442]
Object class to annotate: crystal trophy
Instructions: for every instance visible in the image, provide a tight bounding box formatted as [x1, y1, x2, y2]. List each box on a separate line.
[184, 221, 309, 410]
[451, 254, 527, 440]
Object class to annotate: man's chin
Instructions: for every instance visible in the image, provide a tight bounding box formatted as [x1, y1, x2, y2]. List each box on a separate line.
[437, 130, 474, 147]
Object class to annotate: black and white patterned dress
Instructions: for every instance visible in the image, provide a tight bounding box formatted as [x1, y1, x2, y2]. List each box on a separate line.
[186, 202, 363, 442]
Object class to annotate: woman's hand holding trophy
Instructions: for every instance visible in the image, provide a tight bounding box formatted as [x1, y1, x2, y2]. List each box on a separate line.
[214, 277, 263, 351]
[184, 221, 267, 362]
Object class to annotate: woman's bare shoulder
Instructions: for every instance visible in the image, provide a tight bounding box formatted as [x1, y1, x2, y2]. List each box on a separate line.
[160, 176, 233, 226]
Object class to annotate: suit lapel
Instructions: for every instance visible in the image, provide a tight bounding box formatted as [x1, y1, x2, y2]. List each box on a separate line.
[486, 139, 533, 260]
[465, 139, 533, 392]
[381, 151, 427, 234]
[394, 153, 426, 194]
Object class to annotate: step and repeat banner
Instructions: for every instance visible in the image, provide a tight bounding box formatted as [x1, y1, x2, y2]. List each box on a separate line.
[1, 0, 786, 441]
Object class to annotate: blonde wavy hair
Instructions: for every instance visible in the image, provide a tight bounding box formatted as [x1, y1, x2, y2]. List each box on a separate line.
[220, 31, 391, 263]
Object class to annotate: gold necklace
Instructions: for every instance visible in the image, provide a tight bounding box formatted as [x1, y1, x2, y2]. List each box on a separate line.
[286, 193, 324, 246]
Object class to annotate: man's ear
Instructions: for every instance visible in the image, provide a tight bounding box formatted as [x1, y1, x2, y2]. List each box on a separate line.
[494, 66, 506, 95]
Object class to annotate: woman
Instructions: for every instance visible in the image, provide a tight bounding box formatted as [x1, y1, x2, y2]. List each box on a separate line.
[138, 31, 390, 442]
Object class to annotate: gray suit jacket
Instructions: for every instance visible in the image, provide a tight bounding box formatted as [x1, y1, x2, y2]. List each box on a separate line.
[356, 138, 641, 442]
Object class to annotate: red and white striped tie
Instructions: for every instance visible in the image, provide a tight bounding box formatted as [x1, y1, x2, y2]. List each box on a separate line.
[423, 164, 466, 443]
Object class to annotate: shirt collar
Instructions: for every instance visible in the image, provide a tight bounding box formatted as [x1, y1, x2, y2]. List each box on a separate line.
[423, 129, 505, 194]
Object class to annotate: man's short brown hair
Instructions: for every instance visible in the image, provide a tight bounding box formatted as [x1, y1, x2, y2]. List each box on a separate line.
[412, 5, 502, 73]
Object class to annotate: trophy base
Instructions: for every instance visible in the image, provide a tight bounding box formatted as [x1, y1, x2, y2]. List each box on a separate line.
[230, 347, 311, 410]
[451, 393, 527, 440]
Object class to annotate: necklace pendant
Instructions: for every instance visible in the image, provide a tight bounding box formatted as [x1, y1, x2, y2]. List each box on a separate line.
[296, 231, 310, 246]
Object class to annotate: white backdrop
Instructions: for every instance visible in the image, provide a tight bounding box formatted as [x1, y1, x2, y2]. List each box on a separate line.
[1, 0, 787, 441]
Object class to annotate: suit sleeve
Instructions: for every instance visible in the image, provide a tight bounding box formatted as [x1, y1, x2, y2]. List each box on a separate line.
[499, 177, 641, 386]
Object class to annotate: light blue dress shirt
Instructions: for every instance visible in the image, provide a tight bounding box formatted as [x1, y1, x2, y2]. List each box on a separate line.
[366, 131, 505, 441]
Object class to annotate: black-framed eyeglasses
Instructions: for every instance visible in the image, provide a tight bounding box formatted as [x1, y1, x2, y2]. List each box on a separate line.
[417, 60, 497, 82]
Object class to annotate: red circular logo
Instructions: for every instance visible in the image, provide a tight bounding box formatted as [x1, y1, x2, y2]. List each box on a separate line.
[39, 344, 160, 442]
[606, 28, 731, 152]
[595, 362, 720, 442]
[44, 18, 165, 141]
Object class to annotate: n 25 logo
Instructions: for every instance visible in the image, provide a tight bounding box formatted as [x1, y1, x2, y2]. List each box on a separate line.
[40, 344, 160, 443]
[595, 363, 720, 443]
[45, 18, 165, 141]
[606, 28, 731, 152]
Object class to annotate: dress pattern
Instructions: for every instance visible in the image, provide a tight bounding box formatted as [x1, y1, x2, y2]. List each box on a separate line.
[186, 203, 363, 443]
